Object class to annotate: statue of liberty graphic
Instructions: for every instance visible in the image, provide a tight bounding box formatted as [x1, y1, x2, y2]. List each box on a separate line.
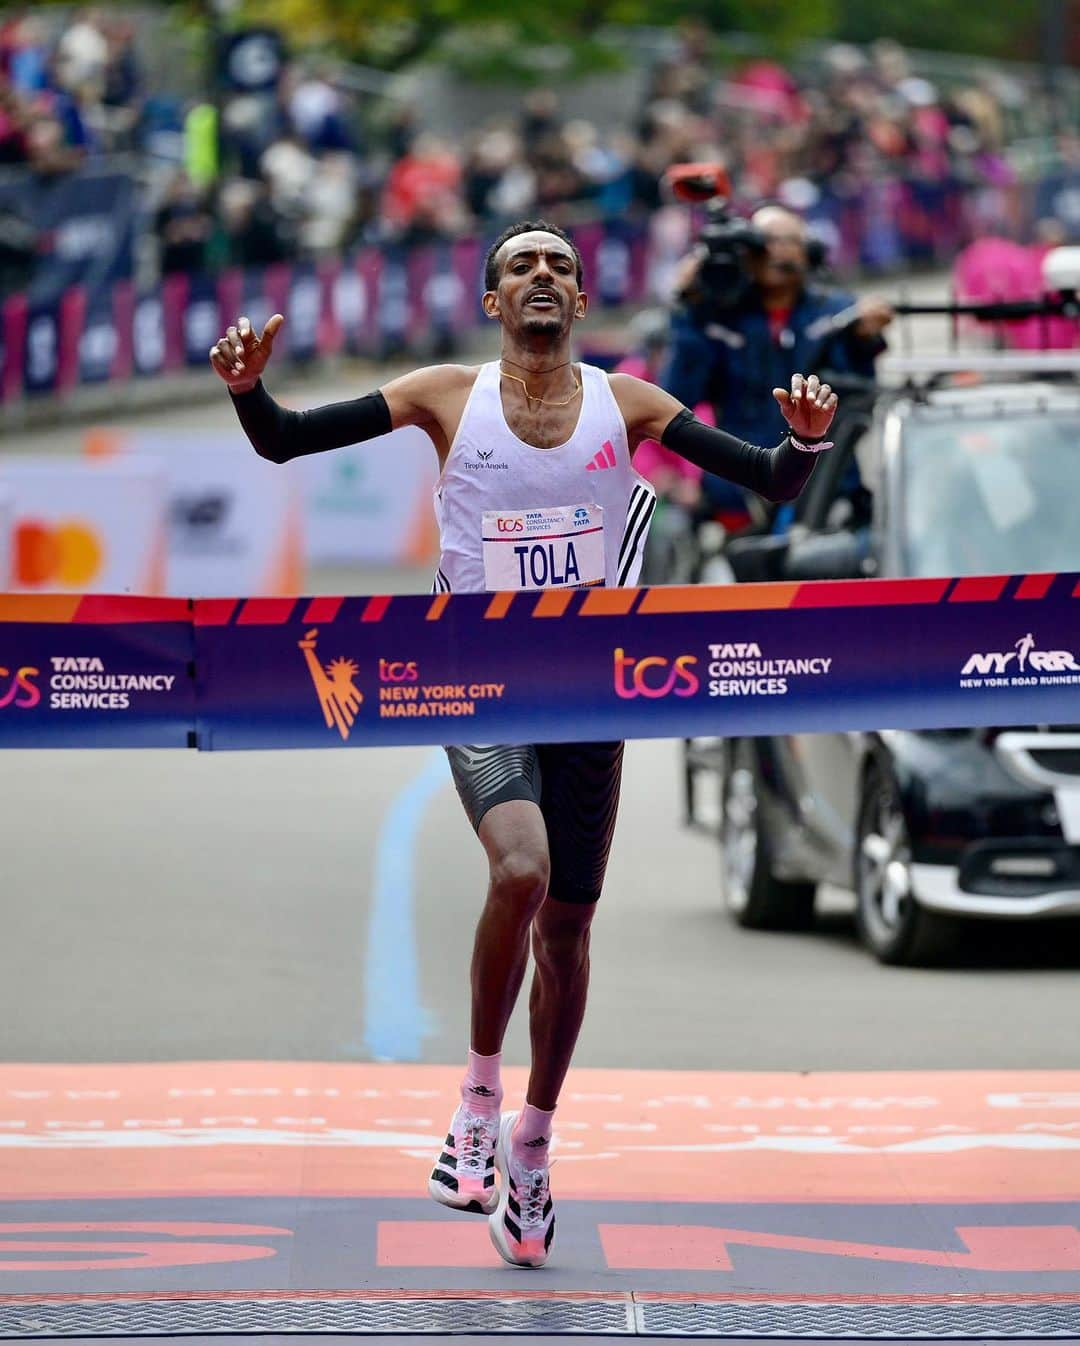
[298, 628, 363, 741]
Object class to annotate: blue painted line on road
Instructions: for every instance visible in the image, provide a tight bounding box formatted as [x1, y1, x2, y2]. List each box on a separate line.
[363, 748, 450, 1061]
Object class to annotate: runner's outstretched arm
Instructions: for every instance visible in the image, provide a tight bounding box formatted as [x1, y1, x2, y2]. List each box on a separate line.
[611, 370, 838, 503]
[210, 312, 463, 463]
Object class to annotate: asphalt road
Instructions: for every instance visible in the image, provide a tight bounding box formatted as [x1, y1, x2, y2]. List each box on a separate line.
[5, 724, 1079, 1069]
[5, 279, 1079, 1072]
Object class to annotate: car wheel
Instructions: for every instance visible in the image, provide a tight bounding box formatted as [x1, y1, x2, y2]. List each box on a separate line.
[855, 766, 955, 965]
[721, 743, 816, 930]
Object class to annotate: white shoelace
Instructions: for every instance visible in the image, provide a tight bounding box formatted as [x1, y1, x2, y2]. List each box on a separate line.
[519, 1166, 550, 1227]
[458, 1111, 497, 1175]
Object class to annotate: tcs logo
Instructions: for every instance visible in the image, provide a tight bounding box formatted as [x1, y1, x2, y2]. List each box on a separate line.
[379, 658, 418, 682]
[496, 517, 524, 533]
[13, 519, 104, 587]
[0, 666, 40, 709]
[614, 647, 699, 700]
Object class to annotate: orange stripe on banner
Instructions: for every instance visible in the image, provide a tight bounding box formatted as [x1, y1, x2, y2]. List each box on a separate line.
[377, 1222, 493, 1268]
[580, 588, 638, 616]
[193, 600, 239, 626]
[0, 595, 81, 623]
[301, 597, 344, 624]
[948, 576, 1009, 602]
[791, 578, 951, 608]
[638, 583, 799, 614]
[361, 596, 391, 623]
[533, 590, 574, 618]
[236, 598, 298, 625]
[484, 591, 515, 619]
[426, 593, 451, 622]
[1015, 574, 1055, 601]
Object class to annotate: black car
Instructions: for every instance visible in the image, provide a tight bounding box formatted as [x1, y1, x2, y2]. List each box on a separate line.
[685, 357, 1080, 964]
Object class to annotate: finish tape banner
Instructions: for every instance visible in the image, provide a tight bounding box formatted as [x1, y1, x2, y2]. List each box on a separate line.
[1, 573, 1078, 749]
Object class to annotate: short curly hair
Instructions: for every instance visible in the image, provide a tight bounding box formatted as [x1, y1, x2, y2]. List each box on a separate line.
[483, 220, 583, 292]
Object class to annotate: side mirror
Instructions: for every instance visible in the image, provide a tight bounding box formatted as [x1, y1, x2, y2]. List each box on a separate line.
[725, 533, 790, 582]
[784, 530, 865, 580]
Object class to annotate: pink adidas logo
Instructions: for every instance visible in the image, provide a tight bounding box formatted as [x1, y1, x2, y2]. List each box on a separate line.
[586, 441, 617, 472]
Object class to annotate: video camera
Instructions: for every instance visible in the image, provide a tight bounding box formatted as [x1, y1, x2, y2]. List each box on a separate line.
[664, 163, 826, 314]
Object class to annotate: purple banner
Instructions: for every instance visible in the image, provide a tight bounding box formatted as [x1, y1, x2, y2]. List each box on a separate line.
[0, 597, 194, 748]
[191, 574, 1080, 752]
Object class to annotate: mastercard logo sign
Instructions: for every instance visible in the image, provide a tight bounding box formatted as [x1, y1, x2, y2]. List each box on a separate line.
[13, 519, 105, 587]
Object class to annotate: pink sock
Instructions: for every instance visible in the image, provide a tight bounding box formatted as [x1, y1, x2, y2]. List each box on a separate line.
[512, 1102, 555, 1165]
[461, 1049, 502, 1115]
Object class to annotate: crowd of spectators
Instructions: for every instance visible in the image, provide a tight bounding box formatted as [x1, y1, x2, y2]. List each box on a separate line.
[0, 9, 140, 172]
[0, 8, 1076, 285]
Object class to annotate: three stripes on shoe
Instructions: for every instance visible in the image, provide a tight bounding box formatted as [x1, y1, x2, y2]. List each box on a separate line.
[431, 1125, 496, 1202]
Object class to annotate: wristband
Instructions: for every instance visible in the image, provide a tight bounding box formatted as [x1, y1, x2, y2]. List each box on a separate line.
[788, 433, 833, 454]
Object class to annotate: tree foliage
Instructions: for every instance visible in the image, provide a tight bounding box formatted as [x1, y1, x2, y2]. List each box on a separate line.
[230, 0, 1054, 72]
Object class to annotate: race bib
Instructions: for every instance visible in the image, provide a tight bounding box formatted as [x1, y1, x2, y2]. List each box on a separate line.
[482, 503, 604, 591]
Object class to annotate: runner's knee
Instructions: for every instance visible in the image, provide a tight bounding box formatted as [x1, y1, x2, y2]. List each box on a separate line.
[489, 846, 550, 917]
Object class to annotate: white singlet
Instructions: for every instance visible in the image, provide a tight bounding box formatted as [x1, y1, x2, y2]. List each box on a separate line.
[432, 361, 656, 594]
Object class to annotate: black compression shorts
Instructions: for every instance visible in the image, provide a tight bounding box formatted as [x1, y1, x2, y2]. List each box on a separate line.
[445, 741, 625, 905]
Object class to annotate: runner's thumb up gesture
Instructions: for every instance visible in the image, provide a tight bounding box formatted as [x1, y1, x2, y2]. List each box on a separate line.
[772, 372, 837, 444]
[209, 313, 285, 393]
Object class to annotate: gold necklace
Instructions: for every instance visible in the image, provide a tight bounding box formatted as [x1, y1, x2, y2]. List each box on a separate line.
[500, 367, 581, 408]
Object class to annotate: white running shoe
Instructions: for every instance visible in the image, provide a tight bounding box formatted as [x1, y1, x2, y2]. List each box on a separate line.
[488, 1111, 555, 1268]
[428, 1105, 499, 1214]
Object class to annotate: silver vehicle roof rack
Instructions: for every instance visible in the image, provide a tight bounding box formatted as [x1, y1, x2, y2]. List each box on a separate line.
[882, 352, 1080, 376]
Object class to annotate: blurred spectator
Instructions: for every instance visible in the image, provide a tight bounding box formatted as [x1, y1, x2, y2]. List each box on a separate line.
[54, 9, 107, 102]
[2, 14, 50, 96]
[155, 169, 214, 275]
[259, 131, 318, 219]
[99, 15, 141, 150]
[381, 132, 467, 244]
[216, 176, 292, 268]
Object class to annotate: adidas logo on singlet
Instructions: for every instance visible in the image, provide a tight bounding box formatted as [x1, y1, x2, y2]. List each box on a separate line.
[585, 441, 617, 472]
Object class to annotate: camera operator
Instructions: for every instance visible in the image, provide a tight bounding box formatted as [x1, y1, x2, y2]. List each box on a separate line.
[662, 196, 892, 527]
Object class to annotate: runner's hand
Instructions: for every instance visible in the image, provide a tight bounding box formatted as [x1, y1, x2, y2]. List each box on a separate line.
[772, 373, 837, 442]
[209, 313, 285, 393]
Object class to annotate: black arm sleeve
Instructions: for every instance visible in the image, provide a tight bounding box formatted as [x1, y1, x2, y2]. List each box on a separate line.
[229, 379, 392, 464]
[659, 408, 819, 503]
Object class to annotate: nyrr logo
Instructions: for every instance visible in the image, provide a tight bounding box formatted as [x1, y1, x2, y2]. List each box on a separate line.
[614, 647, 700, 700]
[961, 632, 1080, 677]
[299, 628, 363, 741]
[0, 665, 40, 709]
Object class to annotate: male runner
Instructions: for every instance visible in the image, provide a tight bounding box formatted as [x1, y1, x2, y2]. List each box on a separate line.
[210, 220, 837, 1268]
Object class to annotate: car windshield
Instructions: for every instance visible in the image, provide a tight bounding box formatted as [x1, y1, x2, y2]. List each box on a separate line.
[901, 410, 1080, 577]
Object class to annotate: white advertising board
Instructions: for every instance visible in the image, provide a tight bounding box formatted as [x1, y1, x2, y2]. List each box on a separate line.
[0, 488, 12, 590]
[290, 425, 440, 566]
[0, 459, 167, 594]
[97, 434, 303, 597]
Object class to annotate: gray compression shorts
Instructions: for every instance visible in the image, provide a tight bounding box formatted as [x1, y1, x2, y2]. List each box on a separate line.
[444, 741, 625, 904]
